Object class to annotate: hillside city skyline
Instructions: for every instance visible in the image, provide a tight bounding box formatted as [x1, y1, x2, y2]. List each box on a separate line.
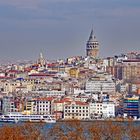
[0, 27, 139, 63]
[0, 1, 140, 139]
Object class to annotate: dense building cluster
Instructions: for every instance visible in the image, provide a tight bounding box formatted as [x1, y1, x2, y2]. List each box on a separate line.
[0, 29, 140, 120]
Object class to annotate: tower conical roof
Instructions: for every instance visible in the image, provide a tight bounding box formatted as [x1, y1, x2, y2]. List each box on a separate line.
[88, 28, 97, 42]
[89, 28, 93, 41]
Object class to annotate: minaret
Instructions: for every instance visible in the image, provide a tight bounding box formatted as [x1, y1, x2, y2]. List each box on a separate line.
[37, 52, 46, 66]
[39, 52, 43, 60]
[86, 29, 99, 58]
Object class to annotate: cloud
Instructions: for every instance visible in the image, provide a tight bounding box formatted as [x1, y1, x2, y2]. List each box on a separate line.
[96, 7, 140, 19]
[0, 0, 42, 9]
[0, 0, 140, 60]
[0, 0, 140, 22]
[0, 0, 80, 9]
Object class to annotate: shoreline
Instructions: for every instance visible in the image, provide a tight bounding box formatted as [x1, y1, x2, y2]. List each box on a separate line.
[57, 119, 140, 122]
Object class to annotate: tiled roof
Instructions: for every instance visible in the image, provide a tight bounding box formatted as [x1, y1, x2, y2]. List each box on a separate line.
[75, 101, 88, 105]
[34, 97, 55, 101]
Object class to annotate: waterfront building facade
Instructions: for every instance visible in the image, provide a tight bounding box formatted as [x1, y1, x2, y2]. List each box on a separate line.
[123, 96, 140, 118]
[89, 101, 115, 118]
[32, 97, 54, 115]
[64, 101, 89, 120]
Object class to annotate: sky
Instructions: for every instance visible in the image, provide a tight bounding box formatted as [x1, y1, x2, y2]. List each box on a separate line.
[0, 0, 140, 61]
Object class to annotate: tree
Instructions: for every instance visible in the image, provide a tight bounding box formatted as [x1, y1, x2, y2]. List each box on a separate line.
[47, 119, 86, 140]
[127, 120, 140, 140]
[0, 123, 45, 140]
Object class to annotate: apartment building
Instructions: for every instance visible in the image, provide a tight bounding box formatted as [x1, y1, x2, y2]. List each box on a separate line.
[85, 80, 116, 93]
[31, 90, 65, 97]
[64, 101, 89, 120]
[32, 97, 54, 115]
[89, 101, 115, 118]
[123, 96, 140, 118]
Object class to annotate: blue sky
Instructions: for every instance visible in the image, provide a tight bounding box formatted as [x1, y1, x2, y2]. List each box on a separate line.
[0, 0, 140, 61]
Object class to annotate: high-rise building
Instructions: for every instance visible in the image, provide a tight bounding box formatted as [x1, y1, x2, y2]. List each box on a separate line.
[86, 29, 99, 58]
[122, 60, 140, 81]
[123, 96, 140, 118]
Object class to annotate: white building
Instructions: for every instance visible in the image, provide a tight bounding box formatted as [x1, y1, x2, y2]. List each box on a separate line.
[89, 101, 115, 118]
[73, 89, 85, 95]
[64, 101, 90, 120]
[85, 80, 116, 93]
[32, 90, 65, 97]
[32, 97, 54, 115]
[2, 96, 22, 114]
[2, 96, 15, 114]
[131, 84, 137, 92]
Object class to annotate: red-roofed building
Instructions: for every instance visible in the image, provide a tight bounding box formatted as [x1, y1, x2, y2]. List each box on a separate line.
[53, 98, 72, 113]
[34, 97, 54, 102]
[29, 73, 56, 79]
[52, 97, 73, 119]
[0, 76, 12, 80]
[7, 70, 19, 78]
[31, 97, 55, 115]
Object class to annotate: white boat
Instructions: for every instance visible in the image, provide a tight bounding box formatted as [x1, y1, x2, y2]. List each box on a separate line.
[0, 112, 56, 123]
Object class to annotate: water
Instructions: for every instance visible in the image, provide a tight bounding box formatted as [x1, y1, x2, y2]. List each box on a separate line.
[0, 121, 140, 129]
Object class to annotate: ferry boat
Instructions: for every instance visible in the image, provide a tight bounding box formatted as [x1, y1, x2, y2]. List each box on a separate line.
[0, 113, 56, 123]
